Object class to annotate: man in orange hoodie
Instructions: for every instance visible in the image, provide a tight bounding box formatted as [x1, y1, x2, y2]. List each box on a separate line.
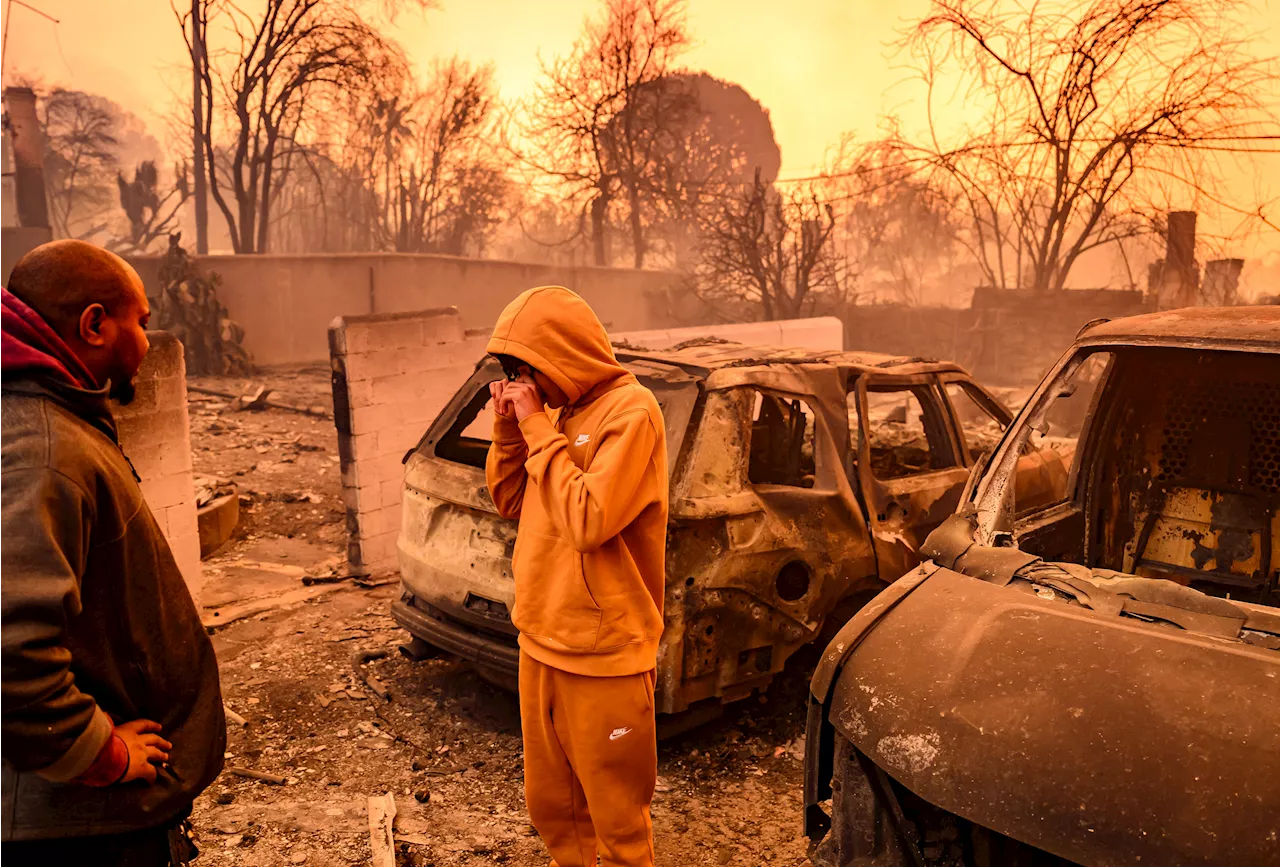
[485, 286, 667, 867]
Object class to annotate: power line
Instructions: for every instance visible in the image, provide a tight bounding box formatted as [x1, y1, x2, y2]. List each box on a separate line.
[2, 0, 62, 78]
[1174, 134, 1280, 141]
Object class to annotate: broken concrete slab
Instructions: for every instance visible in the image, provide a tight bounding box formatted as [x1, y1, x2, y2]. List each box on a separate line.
[198, 493, 240, 558]
[201, 537, 342, 608]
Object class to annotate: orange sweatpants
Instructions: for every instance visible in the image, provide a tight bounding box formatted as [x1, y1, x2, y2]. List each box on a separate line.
[519, 651, 657, 867]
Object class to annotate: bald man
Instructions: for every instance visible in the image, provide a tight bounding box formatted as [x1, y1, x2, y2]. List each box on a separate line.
[1, 241, 225, 865]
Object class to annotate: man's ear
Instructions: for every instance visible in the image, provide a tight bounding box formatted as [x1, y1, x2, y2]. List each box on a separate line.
[78, 303, 109, 347]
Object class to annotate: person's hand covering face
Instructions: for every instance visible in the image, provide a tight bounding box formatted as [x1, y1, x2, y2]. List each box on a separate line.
[503, 372, 545, 421]
[490, 379, 516, 419]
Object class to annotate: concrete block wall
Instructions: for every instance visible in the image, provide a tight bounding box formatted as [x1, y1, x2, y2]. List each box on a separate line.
[329, 308, 489, 572]
[112, 331, 203, 605]
[963, 289, 1150, 384]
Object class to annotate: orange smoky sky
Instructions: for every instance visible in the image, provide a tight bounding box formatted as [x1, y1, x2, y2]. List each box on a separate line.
[3, 0, 1279, 257]
[0, 0, 922, 172]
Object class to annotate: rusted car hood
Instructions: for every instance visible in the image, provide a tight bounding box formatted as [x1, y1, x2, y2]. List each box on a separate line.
[815, 547, 1280, 866]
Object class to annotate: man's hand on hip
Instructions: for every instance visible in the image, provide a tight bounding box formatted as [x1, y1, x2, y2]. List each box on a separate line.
[116, 719, 172, 784]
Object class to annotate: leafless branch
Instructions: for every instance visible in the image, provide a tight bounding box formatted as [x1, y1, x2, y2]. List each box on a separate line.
[900, 0, 1276, 292]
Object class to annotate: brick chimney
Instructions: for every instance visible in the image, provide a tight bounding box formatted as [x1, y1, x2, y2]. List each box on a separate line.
[3, 87, 51, 229]
[1166, 211, 1198, 308]
[1149, 211, 1199, 309]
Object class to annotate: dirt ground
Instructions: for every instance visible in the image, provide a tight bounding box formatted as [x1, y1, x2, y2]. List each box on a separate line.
[186, 369, 812, 867]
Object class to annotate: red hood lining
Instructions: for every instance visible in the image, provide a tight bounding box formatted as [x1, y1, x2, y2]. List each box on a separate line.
[1, 287, 99, 391]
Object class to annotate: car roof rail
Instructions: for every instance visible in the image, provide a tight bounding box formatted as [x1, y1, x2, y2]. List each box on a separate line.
[1076, 317, 1110, 338]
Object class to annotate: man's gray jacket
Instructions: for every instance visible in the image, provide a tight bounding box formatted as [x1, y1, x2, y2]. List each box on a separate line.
[1, 375, 224, 840]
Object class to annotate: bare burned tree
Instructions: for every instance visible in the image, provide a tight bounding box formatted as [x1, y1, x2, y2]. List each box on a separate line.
[637, 73, 781, 268]
[501, 193, 597, 265]
[112, 161, 191, 255]
[521, 0, 691, 267]
[262, 56, 510, 255]
[901, 0, 1273, 292]
[694, 170, 840, 320]
[825, 136, 959, 306]
[40, 89, 122, 240]
[267, 147, 379, 253]
[176, 0, 414, 253]
[372, 58, 512, 255]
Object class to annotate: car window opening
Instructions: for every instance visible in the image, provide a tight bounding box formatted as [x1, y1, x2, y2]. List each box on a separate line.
[435, 388, 494, 469]
[944, 382, 1006, 462]
[748, 391, 817, 488]
[862, 385, 956, 480]
[433, 381, 672, 472]
[1018, 348, 1278, 608]
[1008, 351, 1112, 518]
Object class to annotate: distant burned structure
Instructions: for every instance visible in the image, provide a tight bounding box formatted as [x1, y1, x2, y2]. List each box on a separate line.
[1, 86, 53, 283]
[841, 208, 1250, 388]
[1147, 210, 1245, 308]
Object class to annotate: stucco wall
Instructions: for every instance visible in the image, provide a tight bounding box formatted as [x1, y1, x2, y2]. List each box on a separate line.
[841, 289, 1152, 385]
[128, 253, 682, 367]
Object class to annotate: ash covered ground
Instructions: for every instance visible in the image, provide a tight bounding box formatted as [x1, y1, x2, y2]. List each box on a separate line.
[187, 368, 811, 866]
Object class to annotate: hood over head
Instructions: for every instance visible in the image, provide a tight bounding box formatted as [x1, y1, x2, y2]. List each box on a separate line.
[2, 287, 120, 445]
[487, 286, 626, 403]
[1, 286, 99, 391]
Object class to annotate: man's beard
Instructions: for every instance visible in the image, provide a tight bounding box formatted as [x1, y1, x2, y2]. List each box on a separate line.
[109, 377, 137, 406]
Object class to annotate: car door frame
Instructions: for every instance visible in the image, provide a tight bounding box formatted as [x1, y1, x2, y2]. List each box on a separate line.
[852, 372, 971, 582]
[707, 362, 879, 609]
[935, 373, 1016, 468]
[663, 363, 880, 709]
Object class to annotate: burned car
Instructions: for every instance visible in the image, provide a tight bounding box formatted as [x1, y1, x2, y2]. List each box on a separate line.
[393, 340, 1069, 724]
[804, 307, 1280, 866]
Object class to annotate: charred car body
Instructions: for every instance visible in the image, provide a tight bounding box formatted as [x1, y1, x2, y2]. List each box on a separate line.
[805, 307, 1280, 866]
[393, 341, 1069, 721]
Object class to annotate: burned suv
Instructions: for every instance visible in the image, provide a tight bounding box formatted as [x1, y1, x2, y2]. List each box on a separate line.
[393, 340, 1068, 724]
[805, 307, 1280, 866]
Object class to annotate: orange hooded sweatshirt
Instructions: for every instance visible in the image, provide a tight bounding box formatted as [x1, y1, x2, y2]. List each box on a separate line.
[485, 286, 668, 678]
